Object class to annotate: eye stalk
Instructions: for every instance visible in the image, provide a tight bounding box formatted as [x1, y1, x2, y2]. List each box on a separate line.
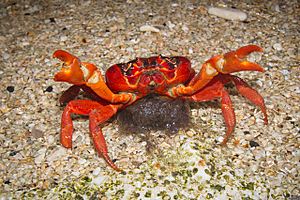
[159, 55, 180, 70]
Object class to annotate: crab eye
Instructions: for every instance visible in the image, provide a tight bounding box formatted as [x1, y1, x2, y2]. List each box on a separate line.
[166, 57, 177, 64]
[160, 56, 179, 70]
[122, 62, 140, 77]
[124, 69, 133, 76]
[123, 63, 131, 75]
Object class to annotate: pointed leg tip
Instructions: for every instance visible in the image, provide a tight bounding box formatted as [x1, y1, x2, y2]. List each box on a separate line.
[120, 170, 126, 175]
[116, 168, 125, 173]
[61, 135, 73, 148]
[101, 153, 124, 172]
[61, 141, 72, 149]
[110, 164, 124, 173]
[220, 141, 228, 147]
[220, 135, 230, 146]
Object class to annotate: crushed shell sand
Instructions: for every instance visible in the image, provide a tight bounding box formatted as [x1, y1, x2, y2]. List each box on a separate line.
[0, 0, 299, 199]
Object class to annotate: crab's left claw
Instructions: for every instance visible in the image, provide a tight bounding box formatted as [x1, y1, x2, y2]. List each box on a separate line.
[53, 50, 85, 85]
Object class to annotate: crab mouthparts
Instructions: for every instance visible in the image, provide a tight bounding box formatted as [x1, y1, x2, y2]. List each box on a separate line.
[149, 80, 156, 86]
[138, 71, 165, 90]
[148, 80, 157, 90]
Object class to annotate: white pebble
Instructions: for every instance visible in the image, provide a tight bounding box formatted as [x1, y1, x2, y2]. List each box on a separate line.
[256, 80, 263, 87]
[280, 69, 289, 76]
[215, 136, 224, 144]
[71, 171, 80, 177]
[34, 154, 45, 165]
[78, 158, 87, 165]
[166, 21, 176, 29]
[22, 41, 30, 46]
[141, 141, 147, 146]
[25, 5, 40, 14]
[160, 142, 171, 148]
[92, 167, 101, 176]
[92, 176, 107, 185]
[208, 7, 247, 21]
[273, 43, 282, 51]
[126, 47, 134, 52]
[271, 4, 280, 12]
[60, 35, 68, 42]
[182, 25, 189, 33]
[47, 146, 67, 162]
[139, 25, 160, 33]
[47, 135, 55, 144]
[34, 147, 47, 164]
[2, 53, 10, 60]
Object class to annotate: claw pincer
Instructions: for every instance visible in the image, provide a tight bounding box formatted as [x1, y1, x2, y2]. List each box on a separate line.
[53, 50, 85, 84]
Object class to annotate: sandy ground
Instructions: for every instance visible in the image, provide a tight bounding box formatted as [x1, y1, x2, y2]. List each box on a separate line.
[0, 0, 299, 199]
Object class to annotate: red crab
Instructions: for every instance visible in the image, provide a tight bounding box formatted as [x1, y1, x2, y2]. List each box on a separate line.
[53, 45, 268, 172]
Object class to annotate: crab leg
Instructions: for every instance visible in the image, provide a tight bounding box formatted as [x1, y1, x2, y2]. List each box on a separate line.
[186, 74, 268, 145]
[60, 99, 123, 171]
[220, 88, 235, 145]
[80, 85, 110, 104]
[214, 74, 268, 124]
[53, 50, 135, 104]
[59, 85, 111, 105]
[230, 75, 268, 124]
[185, 79, 235, 145]
[168, 45, 264, 97]
[59, 85, 81, 105]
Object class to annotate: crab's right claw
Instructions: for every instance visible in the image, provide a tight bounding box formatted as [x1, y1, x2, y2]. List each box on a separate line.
[53, 50, 85, 85]
[172, 45, 265, 97]
[211, 45, 264, 74]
